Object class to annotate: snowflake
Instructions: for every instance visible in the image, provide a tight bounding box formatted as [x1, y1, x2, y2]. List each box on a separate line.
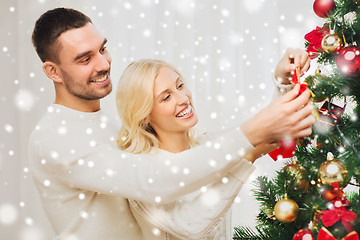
[0, 203, 18, 225]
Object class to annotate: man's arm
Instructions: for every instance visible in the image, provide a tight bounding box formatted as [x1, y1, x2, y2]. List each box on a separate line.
[129, 158, 255, 239]
[30, 125, 254, 204]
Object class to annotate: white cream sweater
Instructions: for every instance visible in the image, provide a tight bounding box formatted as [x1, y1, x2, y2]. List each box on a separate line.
[28, 104, 255, 239]
[130, 149, 255, 239]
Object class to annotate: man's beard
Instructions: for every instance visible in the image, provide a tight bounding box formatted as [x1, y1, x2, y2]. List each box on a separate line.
[61, 69, 112, 100]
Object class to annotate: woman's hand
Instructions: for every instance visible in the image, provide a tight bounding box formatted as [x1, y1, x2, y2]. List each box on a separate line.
[275, 48, 310, 84]
[245, 142, 281, 163]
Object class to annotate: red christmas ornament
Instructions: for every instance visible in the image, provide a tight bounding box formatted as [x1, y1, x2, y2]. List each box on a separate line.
[336, 46, 360, 77]
[291, 66, 309, 94]
[313, 0, 336, 18]
[317, 227, 359, 240]
[321, 208, 357, 232]
[293, 228, 314, 240]
[321, 183, 344, 201]
[268, 139, 296, 161]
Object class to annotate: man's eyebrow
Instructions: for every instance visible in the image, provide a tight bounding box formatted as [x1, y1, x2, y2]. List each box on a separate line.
[73, 38, 108, 62]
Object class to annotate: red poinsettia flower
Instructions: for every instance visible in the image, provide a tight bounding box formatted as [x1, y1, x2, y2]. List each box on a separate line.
[304, 24, 330, 59]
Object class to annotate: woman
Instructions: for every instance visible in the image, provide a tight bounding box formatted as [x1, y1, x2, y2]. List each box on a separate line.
[116, 59, 279, 239]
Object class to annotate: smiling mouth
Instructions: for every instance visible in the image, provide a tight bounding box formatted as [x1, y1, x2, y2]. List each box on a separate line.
[176, 104, 192, 118]
[90, 74, 108, 83]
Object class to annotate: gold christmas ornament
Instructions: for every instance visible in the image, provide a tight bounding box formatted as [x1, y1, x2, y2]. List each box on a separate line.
[283, 157, 309, 192]
[264, 207, 276, 220]
[321, 33, 341, 53]
[319, 152, 350, 188]
[274, 197, 299, 223]
[310, 70, 328, 103]
[312, 95, 327, 103]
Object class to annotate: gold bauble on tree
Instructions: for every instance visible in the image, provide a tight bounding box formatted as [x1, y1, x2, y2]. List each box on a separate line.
[321, 33, 341, 53]
[311, 69, 327, 103]
[274, 197, 299, 223]
[319, 152, 350, 188]
[282, 157, 309, 193]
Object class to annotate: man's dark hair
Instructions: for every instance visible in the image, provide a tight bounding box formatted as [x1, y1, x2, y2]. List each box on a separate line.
[32, 8, 92, 63]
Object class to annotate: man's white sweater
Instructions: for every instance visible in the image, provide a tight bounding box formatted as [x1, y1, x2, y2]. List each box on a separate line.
[28, 104, 255, 239]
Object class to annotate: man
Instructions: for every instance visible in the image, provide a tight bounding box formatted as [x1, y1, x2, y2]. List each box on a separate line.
[29, 8, 314, 239]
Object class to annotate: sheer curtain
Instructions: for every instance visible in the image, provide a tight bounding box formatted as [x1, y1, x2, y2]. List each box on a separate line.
[0, 0, 320, 238]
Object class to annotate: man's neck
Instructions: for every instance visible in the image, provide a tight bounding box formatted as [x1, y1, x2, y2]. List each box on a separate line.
[54, 97, 100, 112]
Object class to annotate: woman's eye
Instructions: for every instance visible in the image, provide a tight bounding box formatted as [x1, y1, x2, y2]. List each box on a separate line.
[177, 83, 184, 89]
[163, 94, 171, 101]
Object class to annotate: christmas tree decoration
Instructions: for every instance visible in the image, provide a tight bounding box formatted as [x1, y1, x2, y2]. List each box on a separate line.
[283, 157, 309, 193]
[321, 33, 342, 53]
[264, 207, 277, 220]
[293, 228, 314, 240]
[312, 94, 327, 103]
[292, 66, 310, 94]
[318, 153, 350, 189]
[274, 197, 299, 223]
[317, 227, 359, 240]
[313, 0, 336, 18]
[344, 11, 357, 24]
[321, 182, 344, 201]
[269, 139, 297, 161]
[336, 46, 360, 77]
[313, 101, 345, 134]
[321, 207, 357, 233]
[311, 70, 328, 102]
[305, 24, 330, 59]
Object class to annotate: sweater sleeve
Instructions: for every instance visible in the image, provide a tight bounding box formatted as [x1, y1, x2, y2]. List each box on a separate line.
[272, 75, 294, 99]
[30, 123, 255, 204]
[129, 159, 255, 239]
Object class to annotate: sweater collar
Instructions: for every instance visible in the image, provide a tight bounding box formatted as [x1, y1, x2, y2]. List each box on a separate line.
[49, 104, 104, 120]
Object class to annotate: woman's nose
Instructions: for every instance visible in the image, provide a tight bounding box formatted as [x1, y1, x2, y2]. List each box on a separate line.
[176, 92, 189, 105]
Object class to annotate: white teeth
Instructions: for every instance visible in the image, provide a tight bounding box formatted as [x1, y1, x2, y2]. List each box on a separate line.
[92, 75, 107, 82]
[177, 105, 191, 118]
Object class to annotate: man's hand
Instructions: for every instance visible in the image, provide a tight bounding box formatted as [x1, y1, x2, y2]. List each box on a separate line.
[241, 84, 315, 147]
[275, 48, 310, 84]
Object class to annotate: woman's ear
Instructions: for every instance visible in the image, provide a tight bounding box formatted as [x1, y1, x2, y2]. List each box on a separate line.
[42, 61, 63, 83]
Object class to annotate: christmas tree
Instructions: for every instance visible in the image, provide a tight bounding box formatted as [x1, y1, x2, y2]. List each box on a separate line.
[234, 0, 360, 239]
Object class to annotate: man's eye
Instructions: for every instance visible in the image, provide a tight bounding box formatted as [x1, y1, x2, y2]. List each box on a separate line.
[80, 57, 90, 63]
[100, 47, 107, 53]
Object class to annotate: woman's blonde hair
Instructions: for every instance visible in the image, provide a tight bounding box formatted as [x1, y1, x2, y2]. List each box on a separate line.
[116, 59, 197, 154]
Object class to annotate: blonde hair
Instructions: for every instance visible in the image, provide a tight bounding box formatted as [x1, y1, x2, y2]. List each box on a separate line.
[116, 59, 198, 154]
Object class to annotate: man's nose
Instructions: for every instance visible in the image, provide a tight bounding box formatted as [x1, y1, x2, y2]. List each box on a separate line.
[95, 54, 110, 72]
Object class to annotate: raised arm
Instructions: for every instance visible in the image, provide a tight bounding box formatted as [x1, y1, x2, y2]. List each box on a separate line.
[30, 123, 254, 204]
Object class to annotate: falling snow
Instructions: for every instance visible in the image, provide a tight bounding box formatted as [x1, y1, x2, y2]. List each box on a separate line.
[1, 0, 323, 238]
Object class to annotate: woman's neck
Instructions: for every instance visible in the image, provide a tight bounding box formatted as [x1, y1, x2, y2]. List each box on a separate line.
[157, 132, 191, 153]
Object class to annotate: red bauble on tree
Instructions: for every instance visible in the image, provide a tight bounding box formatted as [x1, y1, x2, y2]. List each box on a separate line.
[336, 46, 360, 77]
[313, 0, 336, 18]
[293, 228, 314, 240]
